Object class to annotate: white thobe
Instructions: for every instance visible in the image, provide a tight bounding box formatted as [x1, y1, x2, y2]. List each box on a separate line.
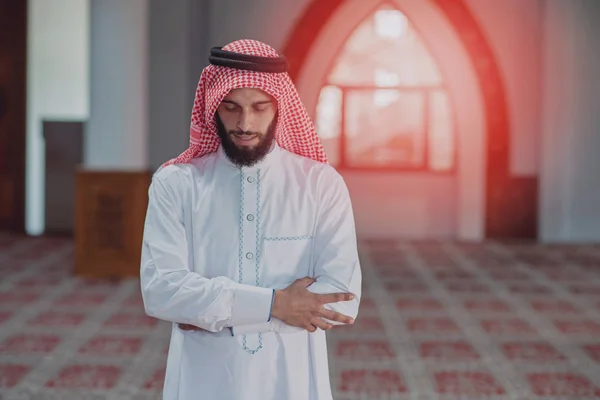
[140, 143, 362, 400]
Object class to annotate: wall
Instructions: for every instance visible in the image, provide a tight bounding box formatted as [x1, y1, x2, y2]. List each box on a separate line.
[463, 0, 543, 177]
[147, 0, 310, 173]
[207, 0, 308, 52]
[200, 0, 542, 179]
[149, 0, 545, 174]
[26, 0, 90, 235]
[26, 0, 208, 234]
[86, 0, 148, 169]
[26, 0, 600, 241]
[147, 0, 211, 170]
[187, 0, 540, 240]
[568, 0, 600, 242]
[148, 0, 194, 170]
[540, 0, 600, 242]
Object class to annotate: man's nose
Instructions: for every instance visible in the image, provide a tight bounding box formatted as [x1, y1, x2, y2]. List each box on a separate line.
[237, 111, 254, 132]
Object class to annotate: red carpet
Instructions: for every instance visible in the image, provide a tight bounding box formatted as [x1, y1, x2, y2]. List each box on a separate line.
[1, 234, 599, 399]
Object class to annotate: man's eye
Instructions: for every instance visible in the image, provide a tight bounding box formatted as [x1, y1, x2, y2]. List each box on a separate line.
[254, 105, 268, 112]
[224, 105, 238, 111]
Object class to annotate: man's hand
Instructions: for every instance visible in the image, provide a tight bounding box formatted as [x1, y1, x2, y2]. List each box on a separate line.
[271, 277, 355, 332]
[177, 277, 356, 333]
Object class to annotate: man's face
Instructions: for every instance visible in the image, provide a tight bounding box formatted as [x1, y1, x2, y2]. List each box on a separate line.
[216, 88, 278, 167]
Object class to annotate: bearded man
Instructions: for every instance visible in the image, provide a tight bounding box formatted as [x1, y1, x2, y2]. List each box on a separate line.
[140, 39, 362, 400]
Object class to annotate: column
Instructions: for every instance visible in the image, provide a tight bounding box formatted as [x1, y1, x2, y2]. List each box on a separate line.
[86, 0, 148, 168]
[539, 0, 600, 242]
[76, 0, 150, 278]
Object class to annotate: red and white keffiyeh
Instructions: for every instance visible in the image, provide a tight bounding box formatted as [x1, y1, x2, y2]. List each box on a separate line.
[163, 39, 328, 166]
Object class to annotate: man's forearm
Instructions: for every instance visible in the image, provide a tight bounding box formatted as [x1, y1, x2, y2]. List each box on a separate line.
[179, 288, 301, 334]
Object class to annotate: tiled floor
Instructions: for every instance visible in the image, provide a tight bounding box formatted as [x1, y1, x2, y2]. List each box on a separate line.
[1, 234, 599, 399]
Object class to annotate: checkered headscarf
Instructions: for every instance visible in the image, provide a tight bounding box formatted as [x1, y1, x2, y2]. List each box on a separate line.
[163, 39, 328, 166]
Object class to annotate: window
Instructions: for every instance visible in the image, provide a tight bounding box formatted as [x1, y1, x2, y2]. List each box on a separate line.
[316, 4, 455, 171]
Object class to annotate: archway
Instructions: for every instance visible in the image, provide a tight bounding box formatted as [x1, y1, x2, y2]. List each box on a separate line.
[282, 0, 532, 240]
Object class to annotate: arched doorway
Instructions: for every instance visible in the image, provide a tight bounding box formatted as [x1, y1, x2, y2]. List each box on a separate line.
[282, 0, 531, 241]
[285, 0, 486, 240]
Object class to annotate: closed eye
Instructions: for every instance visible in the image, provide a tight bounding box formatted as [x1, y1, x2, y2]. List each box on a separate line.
[220, 100, 273, 112]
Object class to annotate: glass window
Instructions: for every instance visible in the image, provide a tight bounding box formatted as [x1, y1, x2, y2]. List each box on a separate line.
[316, 4, 455, 171]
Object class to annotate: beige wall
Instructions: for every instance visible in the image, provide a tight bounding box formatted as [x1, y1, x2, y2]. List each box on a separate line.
[191, 0, 541, 240]
[29, 0, 600, 241]
[201, 0, 600, 242]
[202, 0, 543, 178]
[464, 0, 543, 178]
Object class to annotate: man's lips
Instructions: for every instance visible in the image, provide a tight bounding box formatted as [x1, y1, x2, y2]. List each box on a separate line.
[233, 133, 258, 142]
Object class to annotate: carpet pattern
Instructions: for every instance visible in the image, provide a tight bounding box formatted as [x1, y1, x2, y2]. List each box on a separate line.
[1, 234, 600, 399]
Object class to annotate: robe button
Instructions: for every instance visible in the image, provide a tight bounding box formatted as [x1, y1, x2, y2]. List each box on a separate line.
[246, 214, 254, 221]
[247, 176, 255, 183]
[246, 252, 254, 260]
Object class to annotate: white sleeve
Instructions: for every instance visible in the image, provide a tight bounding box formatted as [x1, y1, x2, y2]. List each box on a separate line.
[307, 169, 362, 325]
[140, 172, 273, 332]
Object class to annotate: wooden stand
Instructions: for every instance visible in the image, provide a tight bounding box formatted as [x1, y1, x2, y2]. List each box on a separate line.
[74, 169, 151, 279]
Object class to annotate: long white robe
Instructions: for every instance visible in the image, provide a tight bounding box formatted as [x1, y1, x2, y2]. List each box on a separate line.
[140, 143, 362, 400]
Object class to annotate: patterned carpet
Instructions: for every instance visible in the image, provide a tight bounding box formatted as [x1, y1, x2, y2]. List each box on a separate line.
[1, 234, 600, 399]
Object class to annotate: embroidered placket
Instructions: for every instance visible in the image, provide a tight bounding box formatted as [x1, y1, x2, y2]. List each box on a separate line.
[238, 167, 263, 354]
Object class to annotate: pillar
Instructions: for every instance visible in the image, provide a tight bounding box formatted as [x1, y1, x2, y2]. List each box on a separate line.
[86, 0, 148, 168]
[540, 0, 600, 242]
[76, 0, 150, 278]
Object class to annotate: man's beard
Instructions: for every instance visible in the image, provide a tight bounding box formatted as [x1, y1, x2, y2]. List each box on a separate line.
[216, 113, 277, 167]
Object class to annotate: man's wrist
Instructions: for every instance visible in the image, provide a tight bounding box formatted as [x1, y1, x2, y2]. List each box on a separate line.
[271, 290, 283, 320]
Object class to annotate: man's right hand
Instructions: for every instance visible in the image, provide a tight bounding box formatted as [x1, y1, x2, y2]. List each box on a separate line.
[271, 277, 355, 333]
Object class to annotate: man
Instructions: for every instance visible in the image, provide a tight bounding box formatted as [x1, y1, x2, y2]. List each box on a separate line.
[140, 39, 362, 400]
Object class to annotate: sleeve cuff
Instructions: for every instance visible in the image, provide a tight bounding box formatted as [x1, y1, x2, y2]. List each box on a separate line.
[268, 289, 275, 322]
[230, 284, 274, 326]
[231, 321, 272, 336]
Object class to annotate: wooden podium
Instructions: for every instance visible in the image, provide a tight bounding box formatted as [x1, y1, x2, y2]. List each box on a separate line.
[74, 169, 151, 279]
